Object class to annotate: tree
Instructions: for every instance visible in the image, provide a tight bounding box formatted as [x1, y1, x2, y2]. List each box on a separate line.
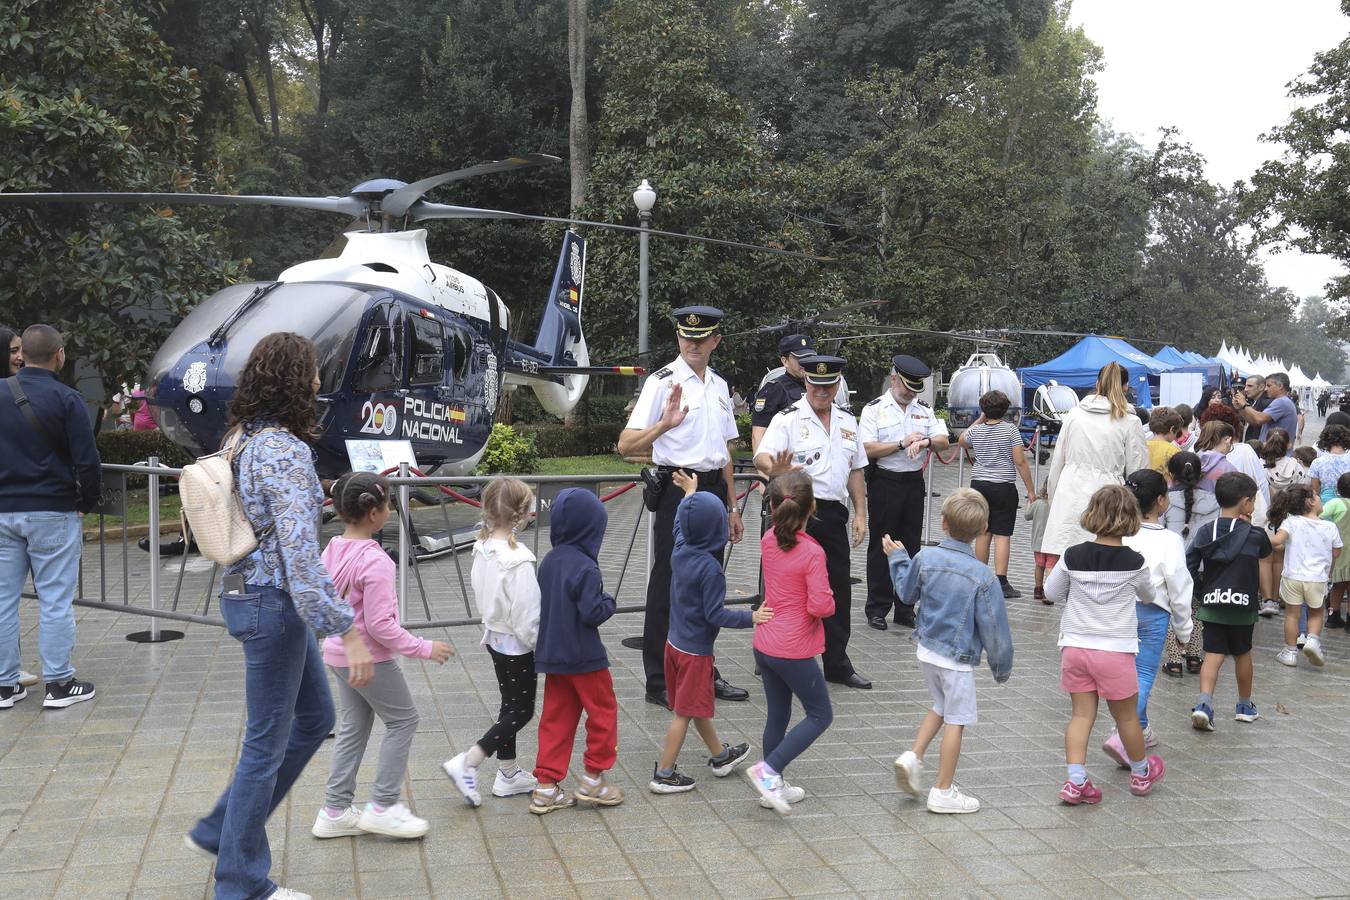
[0, 1, 245, 395]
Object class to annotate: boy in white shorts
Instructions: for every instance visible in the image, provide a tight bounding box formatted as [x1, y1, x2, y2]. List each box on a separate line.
[883, 489, 1014, 813]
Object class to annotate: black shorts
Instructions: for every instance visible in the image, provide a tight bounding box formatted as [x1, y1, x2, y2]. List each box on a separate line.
[970, 480, 1018, 536]
[1201, 621, 1254, 657]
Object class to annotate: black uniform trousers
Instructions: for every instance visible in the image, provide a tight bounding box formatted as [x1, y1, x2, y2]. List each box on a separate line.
[809, 499, 855, 680]
[644, 476, 727, 692]
[864, 469, 926, 621]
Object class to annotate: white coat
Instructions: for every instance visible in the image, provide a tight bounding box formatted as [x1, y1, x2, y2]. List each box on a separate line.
[1042, 395, 1149, 556]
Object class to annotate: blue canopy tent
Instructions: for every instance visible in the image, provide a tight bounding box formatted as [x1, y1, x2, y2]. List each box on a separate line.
[1019, 336, 1172, 409]
[1154, 346, 1193, 367]
[1155, 346, 1224, 384]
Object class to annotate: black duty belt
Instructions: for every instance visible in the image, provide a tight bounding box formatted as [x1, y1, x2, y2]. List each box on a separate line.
[656, 466, 723, 487]
[872, 468, 924, 483]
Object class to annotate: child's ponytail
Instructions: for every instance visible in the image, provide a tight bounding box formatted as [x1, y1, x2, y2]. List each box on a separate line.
[478, 477, 534, 548]
[1268, 484, 1314, 531]
[768, 471, 814, 552]
[1167, 451, 1202, 538]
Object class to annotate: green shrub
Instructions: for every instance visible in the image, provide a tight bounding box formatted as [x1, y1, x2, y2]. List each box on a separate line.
[517, 423, 624, 457]
[477, 423, 540, 474]
[96, 429, 194, 468]
[735, 412, 752, 448]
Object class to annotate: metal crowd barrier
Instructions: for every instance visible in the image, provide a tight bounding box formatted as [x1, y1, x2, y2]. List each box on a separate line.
[57, 461, 768, 642]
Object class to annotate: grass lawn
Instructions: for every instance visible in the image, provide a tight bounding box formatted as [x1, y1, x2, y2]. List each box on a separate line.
[90, 490, 182, 529]
[533, 454, 643, 477]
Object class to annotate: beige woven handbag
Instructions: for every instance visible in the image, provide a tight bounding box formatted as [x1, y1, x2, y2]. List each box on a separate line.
[180, 428, 273, 565]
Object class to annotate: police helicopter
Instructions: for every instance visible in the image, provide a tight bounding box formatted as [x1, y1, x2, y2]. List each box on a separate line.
[0, 154, 822, 479]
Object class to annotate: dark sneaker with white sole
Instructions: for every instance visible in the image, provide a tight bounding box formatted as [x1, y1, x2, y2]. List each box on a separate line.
[43, 678, 95, 708]
[708, 742, 752, 777]
[0, 685, 27, 709]
[649, 764, 697, 794]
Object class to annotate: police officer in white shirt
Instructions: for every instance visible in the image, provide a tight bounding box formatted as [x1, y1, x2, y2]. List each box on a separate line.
[755, 355, 872, 689]
[859, 354, 949, 630]
[619, 306, 748, 708]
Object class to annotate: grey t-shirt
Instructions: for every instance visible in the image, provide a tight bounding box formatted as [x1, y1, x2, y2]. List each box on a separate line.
[1259, 395, 1298, 452]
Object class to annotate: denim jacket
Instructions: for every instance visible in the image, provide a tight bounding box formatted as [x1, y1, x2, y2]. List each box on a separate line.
[888, 538, 1013, 682]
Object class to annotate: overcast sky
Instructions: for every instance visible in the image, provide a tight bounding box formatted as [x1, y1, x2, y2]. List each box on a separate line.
[1068, 0, 1347, 300]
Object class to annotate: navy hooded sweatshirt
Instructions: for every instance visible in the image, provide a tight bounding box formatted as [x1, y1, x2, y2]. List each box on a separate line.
[668, 492, 752, 656]
[535, 488, 616, 674]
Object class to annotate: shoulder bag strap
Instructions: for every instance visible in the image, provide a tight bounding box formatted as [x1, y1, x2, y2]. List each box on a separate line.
[5, 377, 72, 466]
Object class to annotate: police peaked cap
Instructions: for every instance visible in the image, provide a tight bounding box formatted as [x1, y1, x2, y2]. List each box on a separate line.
[777, 333, 816, 358]
[672, 306, 723, 338]
[892, 354, 931, 391]
[801, 354, 846, 385]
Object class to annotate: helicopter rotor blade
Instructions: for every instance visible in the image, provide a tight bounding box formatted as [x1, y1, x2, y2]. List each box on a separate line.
[820, 329, 1016, 346]
[987, 328, 1170, 347]
[721, 300, 888, 339]
[410, 202, 831, 262]
[381, 154, 562, 218]
[0, 191, 367, 217]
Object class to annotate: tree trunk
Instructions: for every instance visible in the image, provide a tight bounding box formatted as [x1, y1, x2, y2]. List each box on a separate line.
[240, 70, 266, 129]
[567, 0, 589, 213]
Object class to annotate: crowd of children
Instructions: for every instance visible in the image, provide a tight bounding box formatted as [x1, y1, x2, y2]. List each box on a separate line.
[289, 399, 1346, 852]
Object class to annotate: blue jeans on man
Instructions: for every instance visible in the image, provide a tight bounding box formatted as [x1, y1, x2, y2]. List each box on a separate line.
[190, 585, 335, 900]
[0, 511, 81, 686]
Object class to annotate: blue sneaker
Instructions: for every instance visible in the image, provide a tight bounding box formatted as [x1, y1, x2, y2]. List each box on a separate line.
[1234, 700, 1260, 723]
[1191, 703, 1215, 732]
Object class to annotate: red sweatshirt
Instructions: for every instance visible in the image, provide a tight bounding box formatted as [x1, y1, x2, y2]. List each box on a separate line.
[754, 531, 835, 659]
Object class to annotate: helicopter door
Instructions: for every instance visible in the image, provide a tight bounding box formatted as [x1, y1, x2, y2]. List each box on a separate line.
[357, 302, 404, 393]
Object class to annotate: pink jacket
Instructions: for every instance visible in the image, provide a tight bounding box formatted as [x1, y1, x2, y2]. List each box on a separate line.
[321, 537, 432, 665]
[754, 531, 834, 659]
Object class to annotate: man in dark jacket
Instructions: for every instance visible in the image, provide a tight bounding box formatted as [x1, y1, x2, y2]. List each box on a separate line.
[530, 489, 622, 813]
[0, 325, 102, 710]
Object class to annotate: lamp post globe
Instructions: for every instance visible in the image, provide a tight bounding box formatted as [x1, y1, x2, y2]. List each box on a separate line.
[633, 179, 656, 363]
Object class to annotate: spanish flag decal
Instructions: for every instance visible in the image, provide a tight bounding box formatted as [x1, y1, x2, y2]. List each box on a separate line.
[448, 407, 467, 424]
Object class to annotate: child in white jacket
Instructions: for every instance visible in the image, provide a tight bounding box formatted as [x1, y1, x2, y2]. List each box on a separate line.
[443, 478, 542, 806]
[1116, 469, 1193, 760]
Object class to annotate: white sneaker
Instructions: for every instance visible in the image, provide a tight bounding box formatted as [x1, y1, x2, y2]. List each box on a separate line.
[1142, 724, 1159, 749]
[267, 889, 312, 900]
[759, 779, 806, 808]
[492, 766, 538, 797]
[311, 806, 363, 839]
[182, 833, 216, 859]
[927, 784, 980, 814]
[745, 761, 789, 815]
[1277, 647, 1299, 667]
[357, 802, 429, 839]
[894, 750, 923, 796]
[1303, 635, 1326, 667]
[442, 752, 483, 807]
[17, 670, 39, 687]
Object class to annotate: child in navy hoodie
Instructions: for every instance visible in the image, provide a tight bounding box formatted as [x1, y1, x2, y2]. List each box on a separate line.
[529, 489, 621, 814]
[649, 472, 772, 794]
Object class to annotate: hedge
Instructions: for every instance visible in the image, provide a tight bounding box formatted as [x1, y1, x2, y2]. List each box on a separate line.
[516, 423, 624, 458]
[96, 429, 194, 469]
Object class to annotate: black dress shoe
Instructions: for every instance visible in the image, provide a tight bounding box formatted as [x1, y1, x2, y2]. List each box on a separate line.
[138, 536, 189, 557]
[645, 689, 671, 710]
[998, 577, 1023, 599]
[868, 617, 888, 631]
[827, 672, 873, 690]
[893, 609, 916, 628]
[714, 678, 749, 701]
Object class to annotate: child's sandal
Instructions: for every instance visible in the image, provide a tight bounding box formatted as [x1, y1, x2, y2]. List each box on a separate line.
[1164, 662, 1184, 678]
[1185, 655, 1202, 674]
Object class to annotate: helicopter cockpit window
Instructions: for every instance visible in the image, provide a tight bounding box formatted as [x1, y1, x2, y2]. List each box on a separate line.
[449, 330, 472, 381]
[358, 304, 402, 392]
[408, 315, 445, 387]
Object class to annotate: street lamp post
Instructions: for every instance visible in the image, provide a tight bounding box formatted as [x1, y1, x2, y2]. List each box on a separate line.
[633, 179, 656, 366]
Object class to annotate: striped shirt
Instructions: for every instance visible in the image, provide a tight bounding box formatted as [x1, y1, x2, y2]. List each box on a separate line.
[966, 421, 1021, 483]
[1046, 543, 1155, 653]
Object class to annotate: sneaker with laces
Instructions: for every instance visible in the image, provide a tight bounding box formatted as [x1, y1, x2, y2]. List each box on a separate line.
[358, 801, 429, 839]
[649, 764, 697, 794]
[1296, 633, 1308, 649]
[441, 752, 482, 807]
[267, 888, 311, 900]
[492, 767, 537, 797]
[575, 774, 624, 807]
[1191, 703, 1215, 731]
[1276, 647, 1299, 667]
[927, 784, 980, 814]
[0, 685, 26, 709]
[1141, 724, 1159, 748]
[998, 576, 1022, 599]
[17, 670, 39, 687]
[746, 761, 790, 815]
[43, 678, 95, 708]
[708, 741, 751, 777]
[760, 779, 806, 808]
[528, 785, 576, 815]
[1234, 700, 1260, 723]
[1058, 778, 1102, 805]
[893, 750, 923, 796]
[311, 805, 363, 838]
[1259, 598, 1280, 617]
[1129, 755, 1165, 796]
[1304, 634, 1326, 666]
[1101, 732, 1129, 769]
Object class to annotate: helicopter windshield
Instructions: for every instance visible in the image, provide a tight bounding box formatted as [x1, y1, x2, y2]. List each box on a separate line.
[220, 283, 371, 393]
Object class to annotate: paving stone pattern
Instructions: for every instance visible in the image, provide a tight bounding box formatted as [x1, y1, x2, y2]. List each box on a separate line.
[5, 424, 1350, 898]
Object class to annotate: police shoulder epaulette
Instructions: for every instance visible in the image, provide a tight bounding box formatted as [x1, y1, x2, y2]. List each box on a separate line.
[652, 367, 673, 380]
[865, 397, 883, 407]
[777, 403, 800, 416]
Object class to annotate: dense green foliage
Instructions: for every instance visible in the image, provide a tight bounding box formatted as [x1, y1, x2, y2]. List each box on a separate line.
[477, 422, 539, 474]
[3, 0, 1347, 402]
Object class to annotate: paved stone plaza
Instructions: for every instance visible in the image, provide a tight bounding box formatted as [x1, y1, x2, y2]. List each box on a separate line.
[5, 446, 1350, 899]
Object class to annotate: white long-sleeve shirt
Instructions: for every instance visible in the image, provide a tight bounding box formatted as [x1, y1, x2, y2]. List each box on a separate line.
[1124, 522, 1194, 644]
[1047, 542, 1155, 653]
[472, 537, 541, 653]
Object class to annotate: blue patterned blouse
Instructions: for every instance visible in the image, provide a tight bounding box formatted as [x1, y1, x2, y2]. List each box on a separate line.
[226, 423, 355, 638]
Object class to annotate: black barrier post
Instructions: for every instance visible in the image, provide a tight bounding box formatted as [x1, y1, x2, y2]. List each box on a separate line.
[127, 457, 184, 643]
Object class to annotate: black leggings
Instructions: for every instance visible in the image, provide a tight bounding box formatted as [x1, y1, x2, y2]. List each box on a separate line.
[476, 647, 538, 760]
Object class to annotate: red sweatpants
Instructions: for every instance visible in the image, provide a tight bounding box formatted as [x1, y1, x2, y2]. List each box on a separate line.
[532, 669, 618, 784]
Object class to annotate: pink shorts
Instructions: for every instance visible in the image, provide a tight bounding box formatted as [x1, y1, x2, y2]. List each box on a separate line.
[1059, 647, 1138, 701]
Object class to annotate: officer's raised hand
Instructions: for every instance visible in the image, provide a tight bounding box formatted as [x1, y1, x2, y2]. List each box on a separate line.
[765, 449, 801, 479]
[658, 383, 689, 432]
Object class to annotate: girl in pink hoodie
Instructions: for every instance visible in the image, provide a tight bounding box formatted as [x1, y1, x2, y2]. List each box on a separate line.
[312, 472, 452, 841]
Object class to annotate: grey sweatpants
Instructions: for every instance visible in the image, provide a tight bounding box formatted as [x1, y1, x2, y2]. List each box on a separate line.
[325, 659, 420, 808]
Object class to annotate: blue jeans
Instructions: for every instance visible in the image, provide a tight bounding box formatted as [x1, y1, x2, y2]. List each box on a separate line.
[755, 650, 833, 775]
[1135, 604, 1170, 729]
[191, 585, 335, 900]
[0, 511, 81, 685]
